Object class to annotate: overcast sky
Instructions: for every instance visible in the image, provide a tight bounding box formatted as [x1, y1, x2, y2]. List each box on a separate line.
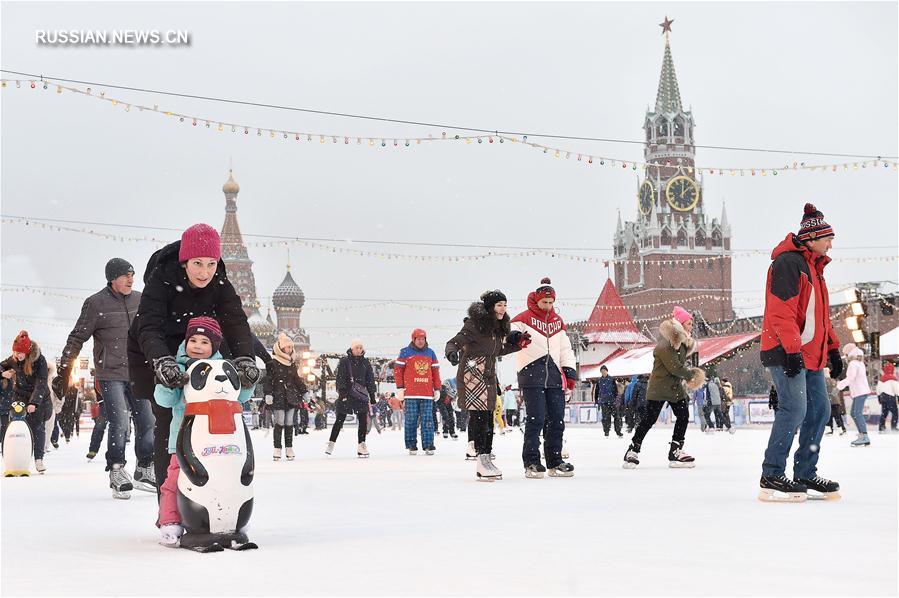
[2, 2, 897, 382]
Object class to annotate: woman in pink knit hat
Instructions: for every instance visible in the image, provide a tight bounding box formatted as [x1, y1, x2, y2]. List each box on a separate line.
[622, 306, 706, 469]
[127, 223, 260, 500]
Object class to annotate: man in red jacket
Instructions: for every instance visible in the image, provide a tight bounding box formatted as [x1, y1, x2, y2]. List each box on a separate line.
[758, 204, 843, 503]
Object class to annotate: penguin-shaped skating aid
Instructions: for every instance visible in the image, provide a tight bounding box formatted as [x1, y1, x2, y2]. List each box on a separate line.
[3, 401, 33, 476]
[176, 359, 256, 551]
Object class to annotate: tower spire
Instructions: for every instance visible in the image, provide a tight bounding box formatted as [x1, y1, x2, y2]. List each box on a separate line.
[655, 20, 683, 114]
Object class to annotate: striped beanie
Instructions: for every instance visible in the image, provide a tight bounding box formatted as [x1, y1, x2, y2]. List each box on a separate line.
[797, 203, 834, 242]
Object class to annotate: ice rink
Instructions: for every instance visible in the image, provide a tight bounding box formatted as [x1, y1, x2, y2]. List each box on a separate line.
[2, 425, 896, 596]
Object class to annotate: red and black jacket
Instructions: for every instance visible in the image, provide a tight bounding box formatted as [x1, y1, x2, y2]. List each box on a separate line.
[760, 234, 840, 371]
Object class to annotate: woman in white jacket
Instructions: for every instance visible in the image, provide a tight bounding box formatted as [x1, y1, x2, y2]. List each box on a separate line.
[836, 344, 872, 446]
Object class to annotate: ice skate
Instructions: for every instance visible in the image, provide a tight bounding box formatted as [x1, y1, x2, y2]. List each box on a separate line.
[133, 465, 157, 492]
[273, 448, 281, 461]
[408, 448, 418, 456]
[851, 434, 870, 447]
[465, 441, 476, 460]
[285, 447, 295, 461]
[357, 442, 369, 458]
[34, 459, 46, 474]
[486, 458, 502, 480]
[728, 427, 736, 435]
[476, 454, 499, 482]
[109, 464, 133, 498]
[548, 462, 574, 477]
[325, 441, 335, 455]
[795, 475, 841, 501]
[668, 440, 695, 468]
[525, 463, 546, 479]
[159, 524, 183, 548]
[443, 432, 449, 439]
[86, 450, 97, 461]
[825, 429, 834, 436]
[623, 442, 641, 469]
[450, 433, 458, 440]
[758, 475, 807, 503]
[425, 447, 435, 456]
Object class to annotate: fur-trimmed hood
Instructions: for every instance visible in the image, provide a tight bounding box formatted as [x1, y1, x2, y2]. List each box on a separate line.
[466, 301, 511, 336]
[658, 318, 697, 356]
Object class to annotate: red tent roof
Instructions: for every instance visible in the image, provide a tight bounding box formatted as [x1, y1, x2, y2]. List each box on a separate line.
[583, 279, 649, 344]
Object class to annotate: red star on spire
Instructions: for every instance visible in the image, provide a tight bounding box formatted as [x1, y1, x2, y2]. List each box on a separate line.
[659, 16, 674, 34]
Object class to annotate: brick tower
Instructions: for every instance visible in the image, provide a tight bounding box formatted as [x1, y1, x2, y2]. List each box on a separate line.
[613, 18, 733, 326]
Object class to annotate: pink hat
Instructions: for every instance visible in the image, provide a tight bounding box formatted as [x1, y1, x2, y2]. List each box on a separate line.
[672, 306, 693, 325]
[179, 224, 221, 263]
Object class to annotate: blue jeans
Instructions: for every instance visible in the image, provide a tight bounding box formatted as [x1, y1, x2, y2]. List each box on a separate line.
[762, 367, 829, 479]
[850, 395, 869, 434]
[88, 402, 108, 454]
[100, 380, 154, 470]
[522, 387, 566, 468]
[403, 399, 435, 449]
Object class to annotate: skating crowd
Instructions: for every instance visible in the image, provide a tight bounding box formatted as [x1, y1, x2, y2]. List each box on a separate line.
[3, 203, 898, 549]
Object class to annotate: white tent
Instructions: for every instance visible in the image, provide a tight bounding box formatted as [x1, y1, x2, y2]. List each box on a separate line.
[879, 326, 899, 359]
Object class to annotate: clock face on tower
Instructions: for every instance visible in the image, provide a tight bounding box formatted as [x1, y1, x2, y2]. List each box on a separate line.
[638, 181, 654, 215]
[665, 176, 700, 212]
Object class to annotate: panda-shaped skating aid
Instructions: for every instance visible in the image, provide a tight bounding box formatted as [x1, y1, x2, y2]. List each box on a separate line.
[3, 401, 33, 477]
[176, 359, 257, 551]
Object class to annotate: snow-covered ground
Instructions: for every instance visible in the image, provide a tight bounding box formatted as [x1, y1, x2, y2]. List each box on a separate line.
[2, 425, 896, 596]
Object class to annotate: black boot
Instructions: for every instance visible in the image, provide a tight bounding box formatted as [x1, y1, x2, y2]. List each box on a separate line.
[668, 440, 695, 468]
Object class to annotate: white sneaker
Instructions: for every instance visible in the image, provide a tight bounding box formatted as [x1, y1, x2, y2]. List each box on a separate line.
[325, 441, 335, 455]
[285, 447, 295, 461]
[159, 524, 183, 548]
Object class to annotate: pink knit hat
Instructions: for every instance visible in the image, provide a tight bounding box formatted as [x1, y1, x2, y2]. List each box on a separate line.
[672, 306, 693, 325]
[179, 224, 221, 263]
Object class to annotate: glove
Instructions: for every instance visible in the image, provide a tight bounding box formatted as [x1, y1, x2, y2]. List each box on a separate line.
[768, 394, 779, 412]
[519, 332, 532, 349]
[233, 356, 261, 389]
[446, 350, 460, 367]
[827, 349, 843, 379]
[264, 395, 274, 406]
[153, 356, 186, 389]
[566, 377, 576, 391]
[51, 375, 68, 399]
[783, 353, 804, 378]
[396, 388, 405, 401]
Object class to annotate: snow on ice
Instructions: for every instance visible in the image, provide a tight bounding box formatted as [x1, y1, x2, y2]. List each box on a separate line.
[2, 427, 896, 596]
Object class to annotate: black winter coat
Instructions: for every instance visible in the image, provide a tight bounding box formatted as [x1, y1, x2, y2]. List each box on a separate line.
[0, 342, 52, 419]
[127, 240, 253, 401]
[335, 350, 377, 402]
[263, 360, 308, 410]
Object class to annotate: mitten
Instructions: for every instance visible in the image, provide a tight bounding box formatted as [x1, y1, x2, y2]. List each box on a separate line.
[784, 353, 804, 378]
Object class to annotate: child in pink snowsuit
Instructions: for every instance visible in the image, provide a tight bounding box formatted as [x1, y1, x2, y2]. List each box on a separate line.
[153, 317, 225, 547]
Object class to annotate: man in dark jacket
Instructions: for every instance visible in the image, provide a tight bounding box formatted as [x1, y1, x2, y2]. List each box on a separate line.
[54, 258, 154, 496]
[758, 204, 842, 502]
[594, 366, 622, 438]
[127, 224, 257, 495]
[326, 340, 377, 457]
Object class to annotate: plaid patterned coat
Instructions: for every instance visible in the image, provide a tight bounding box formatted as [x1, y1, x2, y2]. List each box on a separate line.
[444, 302, 520, 412]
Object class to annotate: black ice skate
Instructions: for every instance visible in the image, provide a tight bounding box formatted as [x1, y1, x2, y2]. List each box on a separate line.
[668, 440, 695, 468]
[133, 465, 157, 493]
[623, 442, 641, 469]
[795, 475, 841, 501]
[758, 475, 808, 503]
[548, 462, 574, 477]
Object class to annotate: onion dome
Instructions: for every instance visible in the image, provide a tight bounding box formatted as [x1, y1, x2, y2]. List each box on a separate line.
[273, 268, 305, 310]
[248, 309, 275, 338]
[222, 169, 240, 195]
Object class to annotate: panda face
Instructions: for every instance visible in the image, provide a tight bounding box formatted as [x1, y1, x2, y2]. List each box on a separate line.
[184, 359, 241, 404]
